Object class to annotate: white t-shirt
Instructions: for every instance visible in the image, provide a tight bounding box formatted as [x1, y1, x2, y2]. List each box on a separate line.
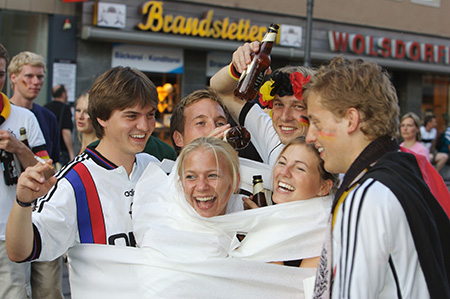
[240, 103, 283, 166]
[0, 104, 46, 240]
[420, 126, 437, 151]
[30, 148, 158, 261]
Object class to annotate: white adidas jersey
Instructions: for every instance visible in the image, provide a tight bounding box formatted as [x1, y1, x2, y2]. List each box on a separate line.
[332, 178, 429, 299]
[30, 147, 158, 262]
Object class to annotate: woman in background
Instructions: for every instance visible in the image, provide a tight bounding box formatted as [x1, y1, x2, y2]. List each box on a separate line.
[400, 112, 429, 160]
[74, 93, 97, 154]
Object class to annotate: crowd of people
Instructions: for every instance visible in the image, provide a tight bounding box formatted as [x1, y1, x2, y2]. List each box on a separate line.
[0, 35, 449, 299]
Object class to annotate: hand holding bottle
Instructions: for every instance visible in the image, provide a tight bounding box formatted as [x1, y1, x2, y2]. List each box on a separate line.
[0, 129, 28, 154]
[234, 24, 279, 101]
[242, 195, 259, 210]
[232, 41, 261, 74]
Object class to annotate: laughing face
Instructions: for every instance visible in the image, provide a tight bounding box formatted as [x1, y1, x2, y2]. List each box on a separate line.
[182, 148, 233, 217]
[98, 103, 156, 158]
[272, 143, 330, 204]
[271, 95, 309, 144]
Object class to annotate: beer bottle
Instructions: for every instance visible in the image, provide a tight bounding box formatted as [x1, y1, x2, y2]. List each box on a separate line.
[234, 24, 279, 101]
[20, 127, 29, 148]
[252, 175, 267, 207]
[223, 126, 251, 150]
[1, 149, 19, 186]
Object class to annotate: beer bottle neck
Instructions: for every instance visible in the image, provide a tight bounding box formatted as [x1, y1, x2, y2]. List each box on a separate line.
[259, 30, 277, 54]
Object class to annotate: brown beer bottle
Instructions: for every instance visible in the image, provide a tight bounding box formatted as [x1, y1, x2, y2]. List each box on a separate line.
[20, 127, 29, 148]
[252, 175, 267, 207]
[234, 24, 279, 101]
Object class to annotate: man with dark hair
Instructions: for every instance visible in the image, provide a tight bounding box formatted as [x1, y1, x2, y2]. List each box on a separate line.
[211, 41, 314, 166]
[420, 114, 448, 171]
[0, 44, 51, 298]
[305, 57, 450, 298]
[5, 66, 159, 296]
[45, 84, 75, 165]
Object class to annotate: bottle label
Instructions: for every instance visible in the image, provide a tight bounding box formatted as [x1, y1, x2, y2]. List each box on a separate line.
[261, 32, 277, 43]
[238, 58, 257, 83]
[253, 182, 264, 195]
[253, 72, 265, 91]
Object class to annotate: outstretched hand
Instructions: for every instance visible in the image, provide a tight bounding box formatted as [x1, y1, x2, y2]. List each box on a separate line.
[16, 160, 57, 204]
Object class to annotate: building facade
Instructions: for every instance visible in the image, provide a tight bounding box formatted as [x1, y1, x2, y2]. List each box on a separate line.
[1, 0, 450, 130]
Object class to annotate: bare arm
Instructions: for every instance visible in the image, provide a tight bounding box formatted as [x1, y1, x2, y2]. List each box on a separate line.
[210, 41, 261, 123]
[6, 161, 57, 261]
[62, 128, 75, 160]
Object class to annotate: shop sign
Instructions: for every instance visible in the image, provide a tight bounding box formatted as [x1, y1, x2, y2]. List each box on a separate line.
[206, 52, 230, 77]
[136, 1, 270, 42]
[329, 31, 450, 65]
[111, 44, 183, 73]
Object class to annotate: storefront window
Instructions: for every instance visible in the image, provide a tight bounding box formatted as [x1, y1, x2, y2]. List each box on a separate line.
[421, 74, 450, 131]
[1, 11, 49, 105]
[144, 72, 181, 145]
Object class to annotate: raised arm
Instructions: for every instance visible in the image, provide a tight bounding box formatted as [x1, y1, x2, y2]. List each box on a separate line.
[210, 41, 261, 123]
[6, 161, 57, 261]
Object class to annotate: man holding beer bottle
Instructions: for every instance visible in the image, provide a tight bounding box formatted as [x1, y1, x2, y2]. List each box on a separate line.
[210, 37, 313, 166]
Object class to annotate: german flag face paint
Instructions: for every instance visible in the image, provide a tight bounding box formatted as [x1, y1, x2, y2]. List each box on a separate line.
[300, 115, 310, 127]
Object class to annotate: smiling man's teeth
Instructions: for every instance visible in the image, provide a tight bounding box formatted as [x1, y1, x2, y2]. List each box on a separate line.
[318, 147, 324, 153]
[196, 196, 214, 202]
[278, 182, 295, 191]
[281, 126, 294, 131]
[131, 134, 145, 138]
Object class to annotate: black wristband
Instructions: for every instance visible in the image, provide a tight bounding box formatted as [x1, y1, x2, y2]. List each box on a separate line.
[16, 197, 34, 208]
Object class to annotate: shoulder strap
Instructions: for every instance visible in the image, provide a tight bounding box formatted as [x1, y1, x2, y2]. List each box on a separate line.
[65, 163, 107, 244]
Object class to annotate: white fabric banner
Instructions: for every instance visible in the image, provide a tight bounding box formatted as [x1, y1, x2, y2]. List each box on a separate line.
[66, 163, 331, 298]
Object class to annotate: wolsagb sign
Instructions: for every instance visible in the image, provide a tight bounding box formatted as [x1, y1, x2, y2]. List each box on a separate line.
[329, 31, 450, 65]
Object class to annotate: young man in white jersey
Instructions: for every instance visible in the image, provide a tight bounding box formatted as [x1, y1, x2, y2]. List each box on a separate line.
[210, 41, 313, 166]
[305, 57, 450, 298]
[5, 66, 159, 294]
[0, 43, 51, 299]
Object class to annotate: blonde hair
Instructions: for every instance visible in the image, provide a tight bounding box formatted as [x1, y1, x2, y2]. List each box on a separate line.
[177, 137, 240, 196]
[8, 51, 46, 89]
[304, 56, 400, 140]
